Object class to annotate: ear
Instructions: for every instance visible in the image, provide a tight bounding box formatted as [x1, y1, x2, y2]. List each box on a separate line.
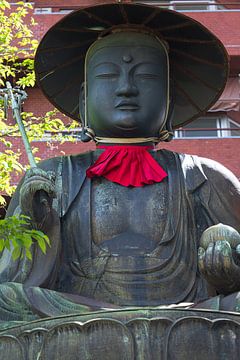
[79, 82, 94, 142]
[79, 82, 85, 124]
[163, 78, 174, 142]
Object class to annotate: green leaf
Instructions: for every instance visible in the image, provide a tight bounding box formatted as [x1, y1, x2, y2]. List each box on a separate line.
[5, 239, 10, 251]
[0, 215, 50, 260]
[12, 246, 21, 261]
[20, 234, 32, 248]
[0, 196, 6, 206]
[25, 248, 32, 260]
[43, 234, 50, 246]
[30, 230, 50, 246]
[0, 239, 5, 252]
[36, 236, 46, 254]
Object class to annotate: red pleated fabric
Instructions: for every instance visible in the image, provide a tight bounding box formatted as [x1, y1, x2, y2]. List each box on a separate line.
[86, 145, 167, 187]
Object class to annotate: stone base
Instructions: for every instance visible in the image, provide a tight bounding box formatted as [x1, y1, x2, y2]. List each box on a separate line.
[1, 308, 240, 359]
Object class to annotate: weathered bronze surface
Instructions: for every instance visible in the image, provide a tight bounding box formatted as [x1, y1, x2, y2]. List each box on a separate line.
[1, 309, 240, 359]
[0, 2, 240, 358]
[34, 3, 228, 129]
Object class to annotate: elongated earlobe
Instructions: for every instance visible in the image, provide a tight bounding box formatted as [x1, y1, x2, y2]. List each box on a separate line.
[79, 82, 85, 124]
[162, 79, 174, 142]
[79, 82, 95, 142]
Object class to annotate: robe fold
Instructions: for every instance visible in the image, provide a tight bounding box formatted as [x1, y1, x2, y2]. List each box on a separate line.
[0, 149, 239, 317]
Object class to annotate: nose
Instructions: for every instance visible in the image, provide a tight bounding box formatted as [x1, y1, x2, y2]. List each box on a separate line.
[115, 73, 139, 97]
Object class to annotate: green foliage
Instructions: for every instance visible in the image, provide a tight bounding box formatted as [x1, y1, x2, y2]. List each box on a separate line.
[0, 1, 79, 207]
[0, 0, 37, 88]
[20, 109, 79, 143]
[0, 1, 78, 259]
[0, 215, 50, 260]
[0, 0, 37, 206]
[0, 149, 23, 205]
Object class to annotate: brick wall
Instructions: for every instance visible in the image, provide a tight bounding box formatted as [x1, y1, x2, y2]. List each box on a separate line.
[188, 11, 240, 56]
[34, 0, 133, 6]
[24, 88, 54, 117]
[23, 88, 73, 124]
[217, 0, 240, 10]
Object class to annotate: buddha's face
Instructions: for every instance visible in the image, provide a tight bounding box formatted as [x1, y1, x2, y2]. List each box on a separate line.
[83, 32, 169, 138]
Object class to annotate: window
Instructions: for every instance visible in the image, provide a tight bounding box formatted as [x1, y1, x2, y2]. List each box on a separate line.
[140, 1, 223, 11]
[175, 116, 240, 138]
[35, 128, 83, 142]
[58, 9, 74, 14]
[34, 8, 52, 14]
[34, 7, 75, 15]
[170, 1, 217, 11]
[229, 120, 240, 137]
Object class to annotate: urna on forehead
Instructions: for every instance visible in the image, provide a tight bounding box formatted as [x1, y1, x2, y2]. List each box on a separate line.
[86, 30, 168, 63]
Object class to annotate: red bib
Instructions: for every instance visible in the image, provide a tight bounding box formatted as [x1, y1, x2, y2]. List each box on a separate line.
[86, 145, 167, 187]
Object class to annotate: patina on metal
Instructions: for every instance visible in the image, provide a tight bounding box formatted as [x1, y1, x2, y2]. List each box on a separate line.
[0, 2, 240, 359]
[0, 83, 35, 167]
[35, 3, 228, 130]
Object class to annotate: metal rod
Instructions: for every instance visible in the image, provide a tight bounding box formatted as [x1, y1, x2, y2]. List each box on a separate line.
[6, 82, 37, 169]
[176, 127, 240, 131]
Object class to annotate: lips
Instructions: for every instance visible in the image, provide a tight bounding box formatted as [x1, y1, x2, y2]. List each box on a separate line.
[115, 101, 139, 110]
[115, 125, 138, 130]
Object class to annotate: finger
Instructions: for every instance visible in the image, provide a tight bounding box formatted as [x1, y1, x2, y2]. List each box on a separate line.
[20, 181, 56, 203]
[233, 245, 240, 268]
[23, 180, 55, 194]
[25, 168, 44, 179]
[40, 198, 48, 205]
[47, 171, 56, 182]
[212, 240, 231, 275]
[25, 168, 55, 182]
[39, 196, 51, 213]
[198, 247, 206, 274]
[214, 241, 240, 284]
[221, 244, 240, 279]
[204, 242, 215, 274]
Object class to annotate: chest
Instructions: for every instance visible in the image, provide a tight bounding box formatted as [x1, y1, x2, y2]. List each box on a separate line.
[91, 178, 169, 244]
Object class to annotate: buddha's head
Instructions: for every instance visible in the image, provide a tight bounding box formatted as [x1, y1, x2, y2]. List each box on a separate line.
[80, 30, 173, 140]
[35, 3, 228, 144]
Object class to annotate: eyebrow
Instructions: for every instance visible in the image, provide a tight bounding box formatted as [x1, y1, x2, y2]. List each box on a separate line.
[134, 62, 160, 67]
[92, 61, 161, 69]
[93, 62, 120, 69]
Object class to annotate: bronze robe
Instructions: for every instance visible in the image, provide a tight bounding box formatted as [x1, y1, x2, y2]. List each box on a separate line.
[0, 150, 239, 317]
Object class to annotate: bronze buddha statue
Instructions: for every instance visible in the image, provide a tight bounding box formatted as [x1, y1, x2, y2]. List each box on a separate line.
[0, 3, 240, 325]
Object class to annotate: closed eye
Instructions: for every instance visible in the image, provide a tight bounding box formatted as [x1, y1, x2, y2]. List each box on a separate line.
[135, 74, 160, 79]
[95, 73, 119, 79]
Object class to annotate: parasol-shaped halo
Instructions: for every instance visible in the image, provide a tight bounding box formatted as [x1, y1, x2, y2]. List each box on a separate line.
[35, 2, 229, 129]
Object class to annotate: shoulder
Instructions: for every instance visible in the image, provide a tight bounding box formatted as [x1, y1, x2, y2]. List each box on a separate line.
[181, 153, 240, 193]
[157, 149, 240, 192]
[197, 156, 240, 193]
[186, 155, 240, 230]
[36, 151, 94, 171]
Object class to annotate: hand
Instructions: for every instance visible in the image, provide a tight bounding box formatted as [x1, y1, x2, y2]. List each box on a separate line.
[20, 167, 56, 221]
[198, 223, 240, 295]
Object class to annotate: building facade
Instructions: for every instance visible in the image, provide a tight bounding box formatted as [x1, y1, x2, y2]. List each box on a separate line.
[2, 0, 240, 185]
